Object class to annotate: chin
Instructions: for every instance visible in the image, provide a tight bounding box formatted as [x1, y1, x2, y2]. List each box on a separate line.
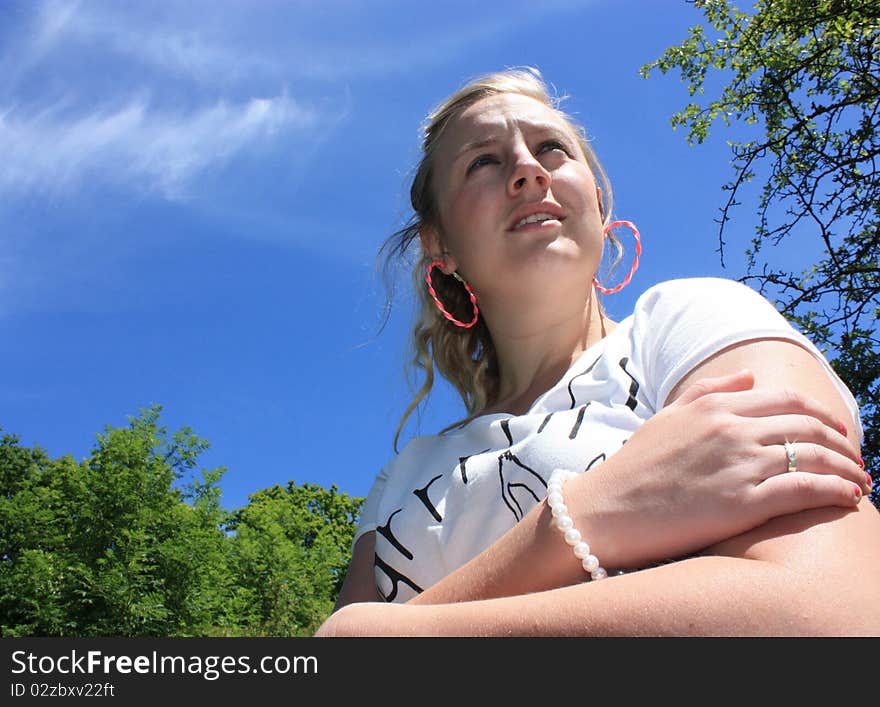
[505, 252, 593, 295]
[525, 239, 593, 270]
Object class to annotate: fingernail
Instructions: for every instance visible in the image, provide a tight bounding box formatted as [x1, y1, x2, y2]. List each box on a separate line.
[853, 483, 862, 500]
[840, 423, 848, 437]
[867, 472, 874, 487]
[859, 457, 865, 468]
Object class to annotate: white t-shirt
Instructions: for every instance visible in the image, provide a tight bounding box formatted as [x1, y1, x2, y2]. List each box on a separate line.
[353, 278, 863, 603]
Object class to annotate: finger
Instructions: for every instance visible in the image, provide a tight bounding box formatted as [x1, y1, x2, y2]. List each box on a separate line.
[674, 368, 755, 406]
[753, 471, 864, 518]
[757, 442, 870, 494]
[706, 387, 851, 441]
[751, 415, 860, 465]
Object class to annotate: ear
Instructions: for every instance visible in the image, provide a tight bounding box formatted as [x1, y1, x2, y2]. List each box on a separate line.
[419, 225, 458, 274]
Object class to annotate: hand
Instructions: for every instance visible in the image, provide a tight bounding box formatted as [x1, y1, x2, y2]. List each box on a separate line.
[570, 369, 867, 570]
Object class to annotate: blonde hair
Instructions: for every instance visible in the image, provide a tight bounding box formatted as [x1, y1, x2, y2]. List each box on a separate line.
[379, 67, 620, 450]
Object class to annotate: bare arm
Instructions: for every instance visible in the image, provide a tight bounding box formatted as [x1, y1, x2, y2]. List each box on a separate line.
[406, 342, 868, 606]
[320, 532, 880, 636]
[318, 339, 880, 635]
[332, 532, 381, 611]
[671, 338, 879, 576]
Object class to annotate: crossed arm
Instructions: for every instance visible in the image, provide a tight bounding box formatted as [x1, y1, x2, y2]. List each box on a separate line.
[319, 339, 880, 636]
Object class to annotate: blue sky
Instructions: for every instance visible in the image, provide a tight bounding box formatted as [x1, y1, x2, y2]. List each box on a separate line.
[1, 0, 767, 511]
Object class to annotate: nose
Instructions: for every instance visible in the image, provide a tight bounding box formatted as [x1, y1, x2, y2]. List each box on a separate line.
[508, 148, 551, 195]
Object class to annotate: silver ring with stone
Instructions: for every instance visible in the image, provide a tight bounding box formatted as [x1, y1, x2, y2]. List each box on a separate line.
[783, 441, 797, 473]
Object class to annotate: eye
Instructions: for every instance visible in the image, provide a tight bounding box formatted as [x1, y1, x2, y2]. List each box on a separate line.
[466, 153, 498, 175]
[537, 140, 569, 156]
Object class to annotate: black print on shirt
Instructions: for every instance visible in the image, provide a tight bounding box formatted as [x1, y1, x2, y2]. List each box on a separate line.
[569, 403, 590, 439]
[585, 452, 606, 471]
[497, 450, 547, 522]
[413, 474, 443, 522]
[376, 508, 414, 560]
[619, 357, 640, 411]
[567, 355, 602, 409]
[500, 418, 514, 446]
[537, 413, 554, 433]
[458, 449, 491, 484]
[372, 349, 636, 601]
[374, 553, 423, 603]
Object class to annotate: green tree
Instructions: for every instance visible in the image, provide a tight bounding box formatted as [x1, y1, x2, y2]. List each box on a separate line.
[0, 408, 234, 636]
[0, 434, 69, 635]
[227, 482, 363, 636]
[642, 0, 880, 506]
[1, 409, 364, 636]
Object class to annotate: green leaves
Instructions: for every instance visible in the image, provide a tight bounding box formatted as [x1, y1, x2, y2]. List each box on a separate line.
[0, 409, 364, 636]
[226, 482, 363, 636]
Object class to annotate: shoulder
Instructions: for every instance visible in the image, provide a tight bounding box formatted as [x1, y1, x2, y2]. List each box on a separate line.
[394, 431, 450, 460]
[375, 432, 456, 486]
[352, 432, 449, 546]
[624, 277, 803, 411]
[632, 277, 777, 321]
[629, 277, 790, 350]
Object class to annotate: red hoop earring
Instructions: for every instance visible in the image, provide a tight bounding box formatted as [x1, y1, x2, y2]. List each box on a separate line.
[593, 220, 642, 295]
[425, 261, 479, 328]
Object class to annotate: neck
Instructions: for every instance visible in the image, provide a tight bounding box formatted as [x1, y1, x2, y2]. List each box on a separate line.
[481, 286, 614, 416]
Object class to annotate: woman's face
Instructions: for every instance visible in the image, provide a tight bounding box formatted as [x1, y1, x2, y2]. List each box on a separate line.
[425, 92, 605, 303]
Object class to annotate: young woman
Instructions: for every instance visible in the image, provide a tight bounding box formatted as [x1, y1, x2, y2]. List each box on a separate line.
[316, 68, 879, 636]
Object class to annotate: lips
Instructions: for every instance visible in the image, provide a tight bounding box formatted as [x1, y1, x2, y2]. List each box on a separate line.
[508, 201, 565, 231]
[514, 212, 560, 229]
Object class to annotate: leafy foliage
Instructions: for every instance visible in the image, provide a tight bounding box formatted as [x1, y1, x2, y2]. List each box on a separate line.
[0, 408, 363, 636]
[642, 0, 880, 506]
[227, 482, 363, 636]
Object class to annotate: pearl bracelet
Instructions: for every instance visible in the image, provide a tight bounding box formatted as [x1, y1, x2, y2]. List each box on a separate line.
[546, 468, 609, 581]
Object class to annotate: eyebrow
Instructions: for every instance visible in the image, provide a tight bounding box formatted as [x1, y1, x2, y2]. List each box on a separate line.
[453, 121, 575, 163]
[454, 136, 499, 162]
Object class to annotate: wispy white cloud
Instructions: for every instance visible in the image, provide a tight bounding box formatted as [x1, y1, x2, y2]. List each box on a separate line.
[0, 1, 335, 200]
[14, 0, 599, 86]
[47, 5, 277, 87]
[0, 92, 318, 199]
[0, 0, 598, 199]
[0, 1, 77, 96]
[33, 0, 80, 51]
[0, 0, 600, 319]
